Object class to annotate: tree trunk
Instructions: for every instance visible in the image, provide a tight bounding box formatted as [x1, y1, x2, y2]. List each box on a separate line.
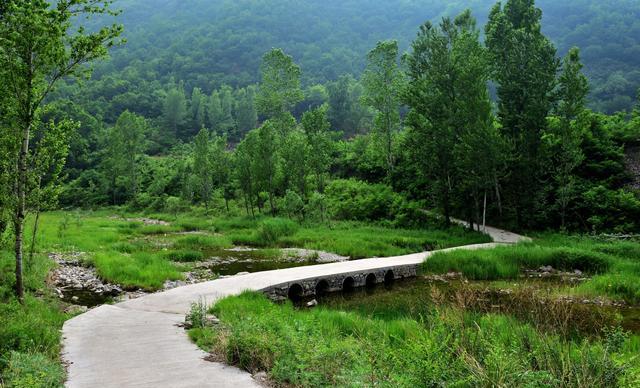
[482, 190, 487, 232]
[494, 172, 502, 217]
[14, 122, 31, 302]
[28, 209, 41, 270]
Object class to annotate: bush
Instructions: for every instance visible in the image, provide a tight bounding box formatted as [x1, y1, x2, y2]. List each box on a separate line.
[325, 179, 403, 221]
[257, 218, 299, 245]
[392, 200, 435, 229]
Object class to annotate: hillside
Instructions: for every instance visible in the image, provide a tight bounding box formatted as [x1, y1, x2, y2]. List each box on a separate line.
[64, 0, 640, 119]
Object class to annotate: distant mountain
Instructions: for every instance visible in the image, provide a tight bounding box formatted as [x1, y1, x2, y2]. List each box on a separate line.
[73, 0, 640, 115]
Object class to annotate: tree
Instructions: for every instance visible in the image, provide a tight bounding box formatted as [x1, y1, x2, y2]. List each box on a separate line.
[0, 0, 122, 301]
[164, 85, 187, 138]
[190, 87, 206, 130]
[255, 48, 303, 124]
[234, 130, 258, 216]
[235, 86, 258, 139]
[210, 133, 232, 212]
[545, 47, 588, 229]
[486, 0, 559, 227]
[280, 129, 308, 197]
[254, 121, 280, 214]
[208, 86, 234, 136]
[404, 11, 492, 224]
[361, 40, 404, 182]
[110, 111, 148, 199]
[302, 105, 333, 193]
[193, 127, 212, 209]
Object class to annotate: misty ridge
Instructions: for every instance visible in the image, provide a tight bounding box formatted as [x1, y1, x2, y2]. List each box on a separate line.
[72, 0, 640, 115]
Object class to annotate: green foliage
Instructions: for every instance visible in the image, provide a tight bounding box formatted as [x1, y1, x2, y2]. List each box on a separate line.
[361, 40, 404, 180]
[255, 48, 304, 120]
[2, 351, 65, 388]
[486, 0, 560, 228]
[325, 179, 402, 221]
[404, 10, 496, 223]
[186, 299, 210, 330]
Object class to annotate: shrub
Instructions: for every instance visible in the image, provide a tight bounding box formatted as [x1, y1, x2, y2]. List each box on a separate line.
[257, 218, 299, 245]
[325, 179, 403, 221]
[392, 200, 435, 229]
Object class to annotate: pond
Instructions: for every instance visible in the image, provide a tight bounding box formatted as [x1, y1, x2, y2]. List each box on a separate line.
[195, 247, 344, 276]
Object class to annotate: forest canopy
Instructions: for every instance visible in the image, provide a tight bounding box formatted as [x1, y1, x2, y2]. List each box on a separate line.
[57, 0, 640, 119]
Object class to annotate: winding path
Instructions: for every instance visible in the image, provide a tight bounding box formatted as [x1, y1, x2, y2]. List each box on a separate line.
[62, 227, 528, 388]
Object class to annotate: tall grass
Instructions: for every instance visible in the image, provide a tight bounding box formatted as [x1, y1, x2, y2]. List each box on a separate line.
[190, 292, 635, 387]
[92, 251, 182, 290]
[424, 237, 640, 304]
[172, 235, 232, 250]
[425, 244, 612, 280]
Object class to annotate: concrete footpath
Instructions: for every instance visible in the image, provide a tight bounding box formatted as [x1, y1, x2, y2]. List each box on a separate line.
[62, 228, 527, 387]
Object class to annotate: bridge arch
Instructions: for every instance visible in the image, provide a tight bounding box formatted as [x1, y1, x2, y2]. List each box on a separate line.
[342, 276, 355, 292]
[315, 279, 330, 296]
[287, 283, 304, 301]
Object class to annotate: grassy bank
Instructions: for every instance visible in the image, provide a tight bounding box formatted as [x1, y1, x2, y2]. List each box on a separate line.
[0, 251, 68, 387]
[424, 235, 640, 304]
[190, 292, 640, 387]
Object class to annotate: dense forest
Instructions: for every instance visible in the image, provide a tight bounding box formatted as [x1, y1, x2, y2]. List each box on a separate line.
[56, 0, 640, 120]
